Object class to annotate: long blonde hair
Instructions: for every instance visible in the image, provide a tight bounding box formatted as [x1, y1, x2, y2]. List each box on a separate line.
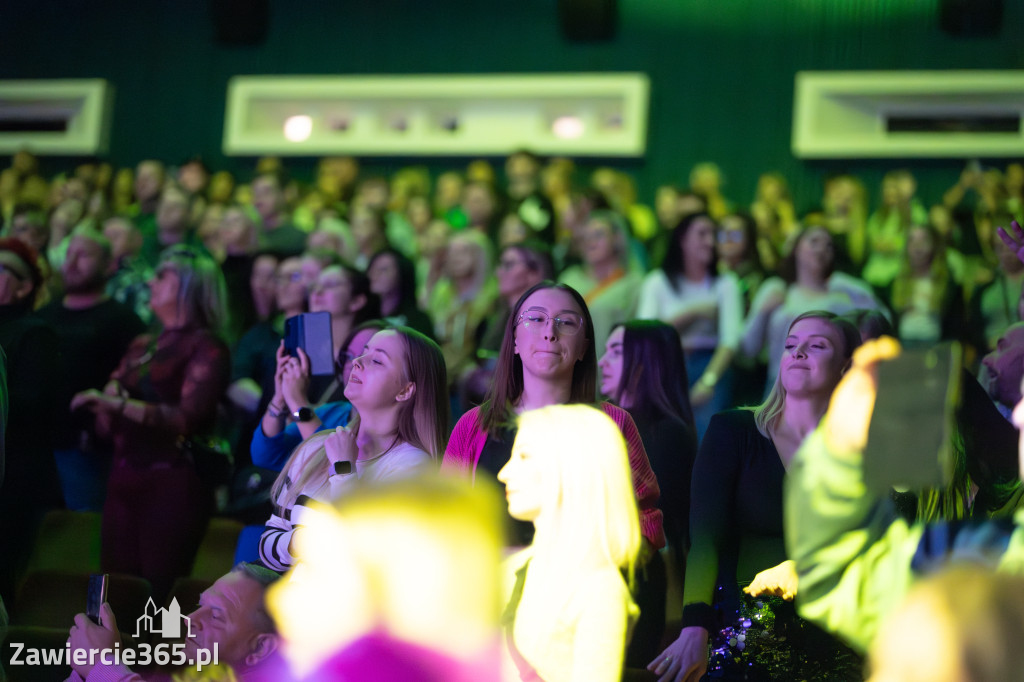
[271, 326, 449, 511]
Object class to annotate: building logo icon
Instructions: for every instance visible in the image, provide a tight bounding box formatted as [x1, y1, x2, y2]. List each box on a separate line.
[134, 598, 195, 639]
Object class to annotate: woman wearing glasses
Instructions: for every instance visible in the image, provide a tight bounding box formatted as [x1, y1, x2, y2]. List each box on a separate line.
[70, 247, 230, 601]
[442, 281, 663, 551]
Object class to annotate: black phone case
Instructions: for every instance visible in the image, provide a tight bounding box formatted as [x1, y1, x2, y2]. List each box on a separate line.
[284, 312, 335, 376]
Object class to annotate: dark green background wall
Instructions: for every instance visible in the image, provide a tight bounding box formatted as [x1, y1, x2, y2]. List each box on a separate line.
[2, 0, 1022, 211]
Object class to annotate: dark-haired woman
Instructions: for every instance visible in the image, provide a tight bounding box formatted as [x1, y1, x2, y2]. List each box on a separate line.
[638, 213, 743, 441]
[367, 248, 434, 339]
[599, 319, 697, 667]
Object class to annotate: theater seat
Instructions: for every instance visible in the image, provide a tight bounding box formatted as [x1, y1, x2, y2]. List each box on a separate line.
[12, 571, 151, 631]
[24, 510, 101, 575]
[190, 518, 244, 581]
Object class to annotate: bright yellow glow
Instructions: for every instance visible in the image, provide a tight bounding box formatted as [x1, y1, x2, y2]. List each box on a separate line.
[283, 115, 313, 142]
[267, 475, 504, 677]
[552, 116, 584, 139]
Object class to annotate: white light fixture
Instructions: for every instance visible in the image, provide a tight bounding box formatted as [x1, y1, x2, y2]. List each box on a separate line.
[283, 115, 313, 142]
[552, 115, 584, 139]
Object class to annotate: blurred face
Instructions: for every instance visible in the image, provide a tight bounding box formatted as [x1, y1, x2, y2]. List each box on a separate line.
[405, 195, 432, 231]
[62, 235, 108, 293]
[513, 288, 588, 385]
[906, 226, 935, 273]
[496, 248, 536, 301]
[368, 253, 400, 298]
[598, 326, 625, 401]
[102, 218, 138, 262]
[435, 174, 463, 212]
[275, 258, 305, 312]
[717, 215, 749, 264]
[310, 266, 357, 318]
[338, 327, 378, 388]
[462, 184, 494, 225]
[350, 208, 382, 250]
[981, 324, 1024, 408]
[446, 239, 477, 280]
[251, 176, 283, 219]
[134, 162, 163, 203]
[10, 214, 47, 253]
[220, 208, 253, 252]
[498, 433, 548, 522]
[178, 162, 208, 194]
[250, 253, 278, 300]
[582, 218, 618, 267]
[344, 330, 412, 411]
[795, 227, 835, 278]
[157, 188, 189, 234]
[655, 186, 681, 230]
[148, 263, 182, 320]
[0, 255, 33, 305]
[183, 572, 269, 672]
[682, 216, 716, 269]
[780, 317, 848, 398]
[299, 256, 325, 290]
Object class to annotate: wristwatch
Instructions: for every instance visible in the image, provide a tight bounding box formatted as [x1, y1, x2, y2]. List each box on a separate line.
[292, 406, 315, 422]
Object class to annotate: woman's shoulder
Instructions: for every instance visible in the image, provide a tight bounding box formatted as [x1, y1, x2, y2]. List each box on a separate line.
[706, 408, 758, 435]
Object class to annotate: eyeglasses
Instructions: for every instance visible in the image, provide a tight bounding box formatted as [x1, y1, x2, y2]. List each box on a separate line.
[276, 272, 303, 284]
[497, 257, 525, 270]
[717, 230, 745, 244]
[516, 309, 584, 336]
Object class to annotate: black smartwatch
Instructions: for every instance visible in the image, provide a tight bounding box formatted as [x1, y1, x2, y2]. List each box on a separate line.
[292, 406, 315, 422]
[332, 461, 353, 475]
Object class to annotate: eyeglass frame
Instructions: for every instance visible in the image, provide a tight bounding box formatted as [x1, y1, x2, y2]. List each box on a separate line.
[515, 308, 585, 336]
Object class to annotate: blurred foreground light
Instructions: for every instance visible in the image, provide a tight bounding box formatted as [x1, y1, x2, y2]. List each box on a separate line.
[283, 115, 313, 142]
[552, 115, 584, 139]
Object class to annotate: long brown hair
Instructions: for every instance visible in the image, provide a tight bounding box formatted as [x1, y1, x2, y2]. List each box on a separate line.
[478, 281, 596, 435]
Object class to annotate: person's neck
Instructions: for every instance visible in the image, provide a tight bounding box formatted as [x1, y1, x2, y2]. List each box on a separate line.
[380, 290, 401, 317]
[796, 269, 828, 291]
[778, 393, 830, 441]
[589, 257, 620, 283]
[354, 410, 401, 460]
[158, 228, 186, 247]
[63, 289, 107, 310]
[911, 263, 931, 279]
[453, 274, 476, 297]
[157, 309, 190, 331]
[262, 212, 283, 230]
[683, 259, 707, 283]
[517, 376, 573, 412]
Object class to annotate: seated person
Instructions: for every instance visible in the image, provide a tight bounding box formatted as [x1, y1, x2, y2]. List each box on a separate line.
[66, 563, 281, 681]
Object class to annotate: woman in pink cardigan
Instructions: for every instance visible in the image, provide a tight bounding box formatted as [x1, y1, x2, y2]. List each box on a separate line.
[442, 279, 664, 538]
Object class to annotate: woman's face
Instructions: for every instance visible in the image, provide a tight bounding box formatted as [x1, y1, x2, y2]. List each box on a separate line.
[368, 253, 399, 298]
[148, 263, 182, 322]
[338, 327, 379, 389]
[513, 288, 588, 386]
[582, 218, 618, 267]
[446, 239, 477, 280]
[496, 248, 536, 302]
[682, 216, 716, 269]
[717, 215, 749, 263]
[779, 317, 848, 398]
[498, 433, 548, 522]
[275, 258, 306, 312]
[598, 326, 625, 400]
[906, 226, 935, 273]
[343, 330, 412, 411]
[309, 267, 356, 318]
[795, 227, 835, 278]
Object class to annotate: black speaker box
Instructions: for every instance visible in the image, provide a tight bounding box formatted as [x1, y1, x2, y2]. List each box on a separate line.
[558, 0, 617, 42]
[939, 0, 1003, 37]
[210, 0, 270, 46]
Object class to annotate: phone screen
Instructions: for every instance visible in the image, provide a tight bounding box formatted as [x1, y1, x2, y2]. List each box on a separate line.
[86, 573, 108, 624]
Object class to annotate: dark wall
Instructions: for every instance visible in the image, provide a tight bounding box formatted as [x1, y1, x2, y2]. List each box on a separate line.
[2, 0, 1022, 210]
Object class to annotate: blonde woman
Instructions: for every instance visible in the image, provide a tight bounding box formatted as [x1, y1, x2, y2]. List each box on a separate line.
[258, 327, 448, 571]
[500, 404, 640, 682]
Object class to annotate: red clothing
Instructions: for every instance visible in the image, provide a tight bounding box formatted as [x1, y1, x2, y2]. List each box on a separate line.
[442, 402, 665, 549]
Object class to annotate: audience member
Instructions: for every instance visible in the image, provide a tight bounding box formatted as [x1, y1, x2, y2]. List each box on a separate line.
[67, 563, 281, 681]
[499, 405, 640, 682]
[0, 238, 60, 606]
[367, 248, 434, 337]
[251, 171, 305, 258]
[71, 246, 230, 600]
[259, 327, 447, 571]
[39, 227, 146, 511]
[651, 311, 862, 682]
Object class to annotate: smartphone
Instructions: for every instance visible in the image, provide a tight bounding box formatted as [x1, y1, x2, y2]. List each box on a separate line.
[283, 311, 335, 376]
[86, 573, 109, 624]
[864, 342, 961, 493]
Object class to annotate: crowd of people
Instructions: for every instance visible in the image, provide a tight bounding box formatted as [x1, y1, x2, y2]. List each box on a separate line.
[2, 146, 1024, 681]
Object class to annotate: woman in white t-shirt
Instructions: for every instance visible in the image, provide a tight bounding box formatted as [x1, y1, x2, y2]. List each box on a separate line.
[259, 327, 449, 571]
[637, 212, 743, 440]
